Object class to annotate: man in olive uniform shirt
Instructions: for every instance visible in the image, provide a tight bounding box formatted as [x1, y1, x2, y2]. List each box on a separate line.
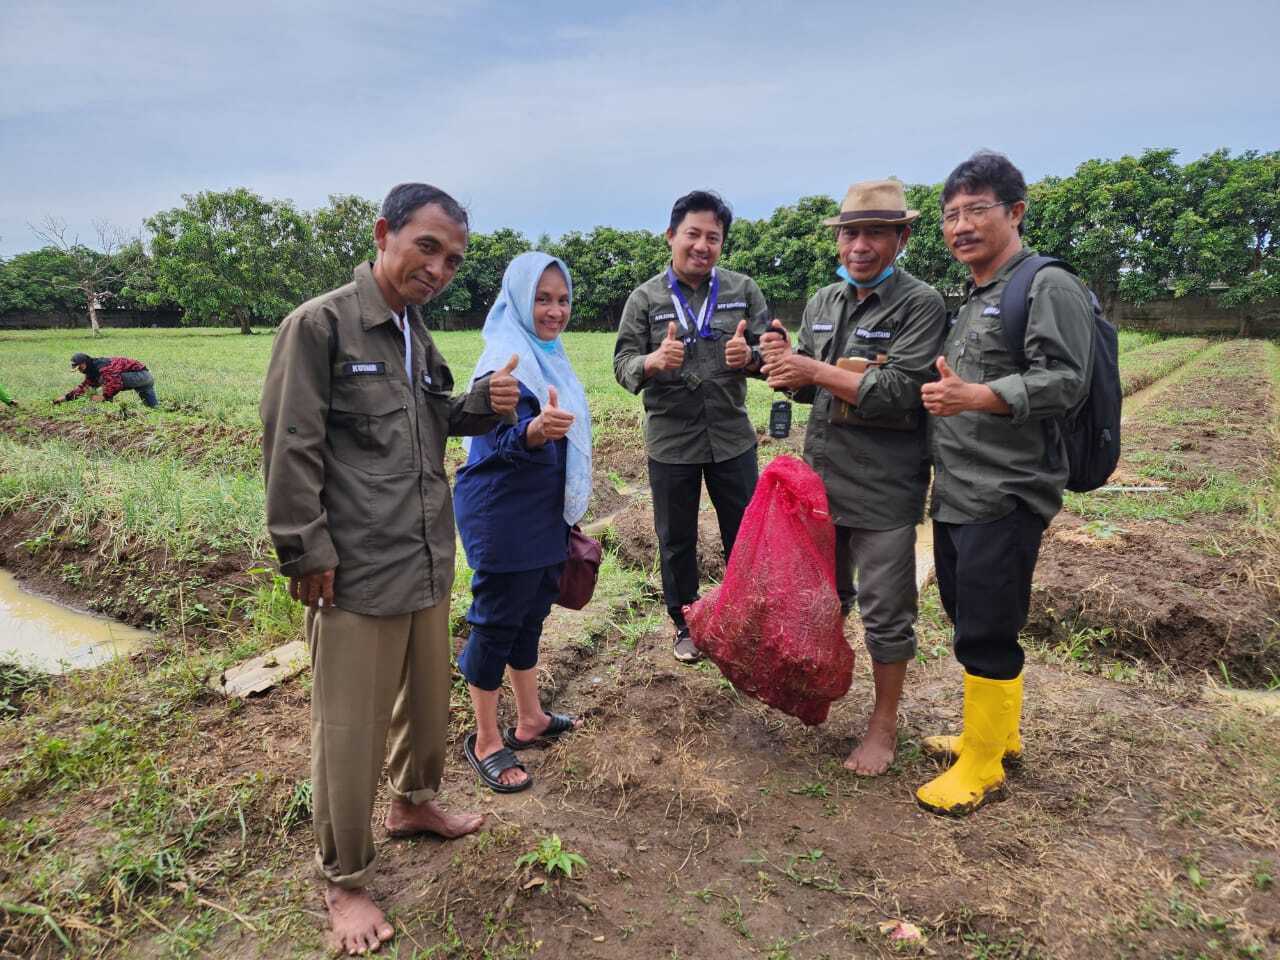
[614, 190, 770, 662]
[918, 151, 1093, 817]
[761, 179, 946, 776]
[261, 183, 520, 954]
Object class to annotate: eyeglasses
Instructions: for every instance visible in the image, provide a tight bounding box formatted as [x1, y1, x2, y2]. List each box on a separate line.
[941, 201, 1011, 228]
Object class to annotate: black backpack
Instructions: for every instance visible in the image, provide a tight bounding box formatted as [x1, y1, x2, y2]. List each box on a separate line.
[997, 255, 1121, 493]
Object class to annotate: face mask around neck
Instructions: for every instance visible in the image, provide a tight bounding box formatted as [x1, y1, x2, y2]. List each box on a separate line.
[837, 264, 895, 289]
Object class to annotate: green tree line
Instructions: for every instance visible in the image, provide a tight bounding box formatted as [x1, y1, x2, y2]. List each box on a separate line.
[2, 148, 1276, 334]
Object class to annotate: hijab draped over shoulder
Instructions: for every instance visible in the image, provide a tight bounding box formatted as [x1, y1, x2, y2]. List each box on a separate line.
[465, 251, 593, 526]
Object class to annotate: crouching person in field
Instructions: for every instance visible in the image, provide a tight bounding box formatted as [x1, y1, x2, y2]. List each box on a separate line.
[454, 252, 590, 793]
[261, 182, 520, 954]
[918, 152, 1093, 816]
[55, 352, 158, 407]
[761, 179, 946, 775]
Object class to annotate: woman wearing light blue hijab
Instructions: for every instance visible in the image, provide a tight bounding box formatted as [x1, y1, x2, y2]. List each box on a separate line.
[453, 251, 592, 792]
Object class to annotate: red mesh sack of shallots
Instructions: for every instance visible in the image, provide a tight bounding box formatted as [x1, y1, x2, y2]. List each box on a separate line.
[685, 454, 853, 725]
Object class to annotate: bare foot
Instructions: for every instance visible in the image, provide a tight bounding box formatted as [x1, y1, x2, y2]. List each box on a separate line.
[384, 798, 484, 839]
[325, 884, 393, 955]
[843, 715, 898, 776]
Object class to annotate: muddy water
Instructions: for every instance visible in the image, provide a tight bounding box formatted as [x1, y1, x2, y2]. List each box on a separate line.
[914, 520, 935, 589]
[0, 570, 148, 672]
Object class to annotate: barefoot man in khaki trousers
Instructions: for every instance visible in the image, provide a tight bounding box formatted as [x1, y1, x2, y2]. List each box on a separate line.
[262, 182, 520, 954]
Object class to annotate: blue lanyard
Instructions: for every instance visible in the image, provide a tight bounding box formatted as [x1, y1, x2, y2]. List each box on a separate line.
[666, 267, 719, 340]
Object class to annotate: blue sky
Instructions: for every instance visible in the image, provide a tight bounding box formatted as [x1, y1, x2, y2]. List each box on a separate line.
[1, 0, 1276, 257]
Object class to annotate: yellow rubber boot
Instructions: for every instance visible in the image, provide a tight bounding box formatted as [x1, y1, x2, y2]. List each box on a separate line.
[916, 672, 1020, 817]
[921, 672, 1023, 765]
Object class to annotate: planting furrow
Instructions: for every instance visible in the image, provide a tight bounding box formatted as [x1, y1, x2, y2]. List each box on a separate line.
[1030, 339, 1279, 683]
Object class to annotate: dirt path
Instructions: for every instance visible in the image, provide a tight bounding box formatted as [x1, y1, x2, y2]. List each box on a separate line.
[170, 617, 1276, 959]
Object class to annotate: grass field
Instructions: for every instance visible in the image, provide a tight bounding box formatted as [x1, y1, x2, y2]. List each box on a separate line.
[1, 327, 1278, 959]
[0, 327, 809, 432]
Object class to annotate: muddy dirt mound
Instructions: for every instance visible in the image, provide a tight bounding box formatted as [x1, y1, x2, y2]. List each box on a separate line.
[608, 499, 725, 582]
[1031, 516, 1278, 681]
[1030, 340, 1280, 683]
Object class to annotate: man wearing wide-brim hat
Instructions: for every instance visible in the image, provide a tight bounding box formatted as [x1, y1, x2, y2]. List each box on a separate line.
[761, 178, 947, 775]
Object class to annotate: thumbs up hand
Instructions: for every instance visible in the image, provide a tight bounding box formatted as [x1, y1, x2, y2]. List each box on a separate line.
[921, 354, 978, 417]
[488, 353, 520, 416]
[527, 384, 575, 447]
[724, 319, 751, 369]
[644, 320, 686, 376]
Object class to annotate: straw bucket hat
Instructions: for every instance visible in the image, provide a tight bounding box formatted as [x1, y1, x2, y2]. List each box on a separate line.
[822, 179, 920, 227]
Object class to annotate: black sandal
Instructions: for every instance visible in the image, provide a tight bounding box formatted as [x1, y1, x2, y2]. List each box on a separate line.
[502, 711, 576, 750]
[464, 731, 532, 794]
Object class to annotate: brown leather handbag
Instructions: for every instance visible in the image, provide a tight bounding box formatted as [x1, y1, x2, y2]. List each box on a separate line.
[556, 525, 603, 610]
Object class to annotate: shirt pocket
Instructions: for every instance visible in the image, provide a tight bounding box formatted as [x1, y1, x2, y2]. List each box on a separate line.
[647, 308, 684, 384]
[972, 311, 1017, 380]
[328, 377, 414, 475]
[707, 307, 746, 376]
[809, 326, 836, 363]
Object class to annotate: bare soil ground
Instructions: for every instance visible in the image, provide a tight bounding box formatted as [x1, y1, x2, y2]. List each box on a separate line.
[1029, 340, 1280, 683]
[7, 609, 1275, 959]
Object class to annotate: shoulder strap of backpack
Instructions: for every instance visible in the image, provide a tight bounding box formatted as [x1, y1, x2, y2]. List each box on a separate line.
[997, 255, 1073, 369]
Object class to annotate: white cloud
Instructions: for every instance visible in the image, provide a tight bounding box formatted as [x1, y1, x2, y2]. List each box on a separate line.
[2, 0, 1277, 256]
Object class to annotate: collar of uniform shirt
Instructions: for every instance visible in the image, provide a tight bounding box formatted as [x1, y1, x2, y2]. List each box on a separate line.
[390, 308, 412, 382]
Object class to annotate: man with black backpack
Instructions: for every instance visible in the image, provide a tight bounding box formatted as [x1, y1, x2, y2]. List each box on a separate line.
[917, 150, 1110, 817]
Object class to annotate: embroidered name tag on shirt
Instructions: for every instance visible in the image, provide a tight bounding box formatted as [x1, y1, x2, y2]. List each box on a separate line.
[982, 305, 1001, 316]
[653, 311, 676, 321]
[813, 322, 835, 332]
[856, 327, 892, 339]
[342, 361, 386, 376]
[716, 301, 747, 311]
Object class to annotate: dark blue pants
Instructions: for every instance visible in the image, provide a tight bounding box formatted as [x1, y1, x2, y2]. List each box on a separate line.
[459, 564, 563, 691]
[933, 505, 1046, 681]
[119, 370, 158, 408]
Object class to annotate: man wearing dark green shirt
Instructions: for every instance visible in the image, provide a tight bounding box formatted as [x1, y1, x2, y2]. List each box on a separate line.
[613, 190, 769, 662]
[917, 151, 1093, 817]
[761, 179, 946, 776]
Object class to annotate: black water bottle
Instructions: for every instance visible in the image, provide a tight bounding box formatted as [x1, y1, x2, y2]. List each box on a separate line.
[768, 398, 792, 438]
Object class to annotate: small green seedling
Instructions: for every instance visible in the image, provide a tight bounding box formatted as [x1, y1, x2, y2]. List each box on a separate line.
[515, 833, 587, 879]
[789, 782, 828, 799]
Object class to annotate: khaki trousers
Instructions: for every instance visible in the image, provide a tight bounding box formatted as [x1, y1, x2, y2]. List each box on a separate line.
[306, 601, 451, 888]
[835, 523, 919, 664]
